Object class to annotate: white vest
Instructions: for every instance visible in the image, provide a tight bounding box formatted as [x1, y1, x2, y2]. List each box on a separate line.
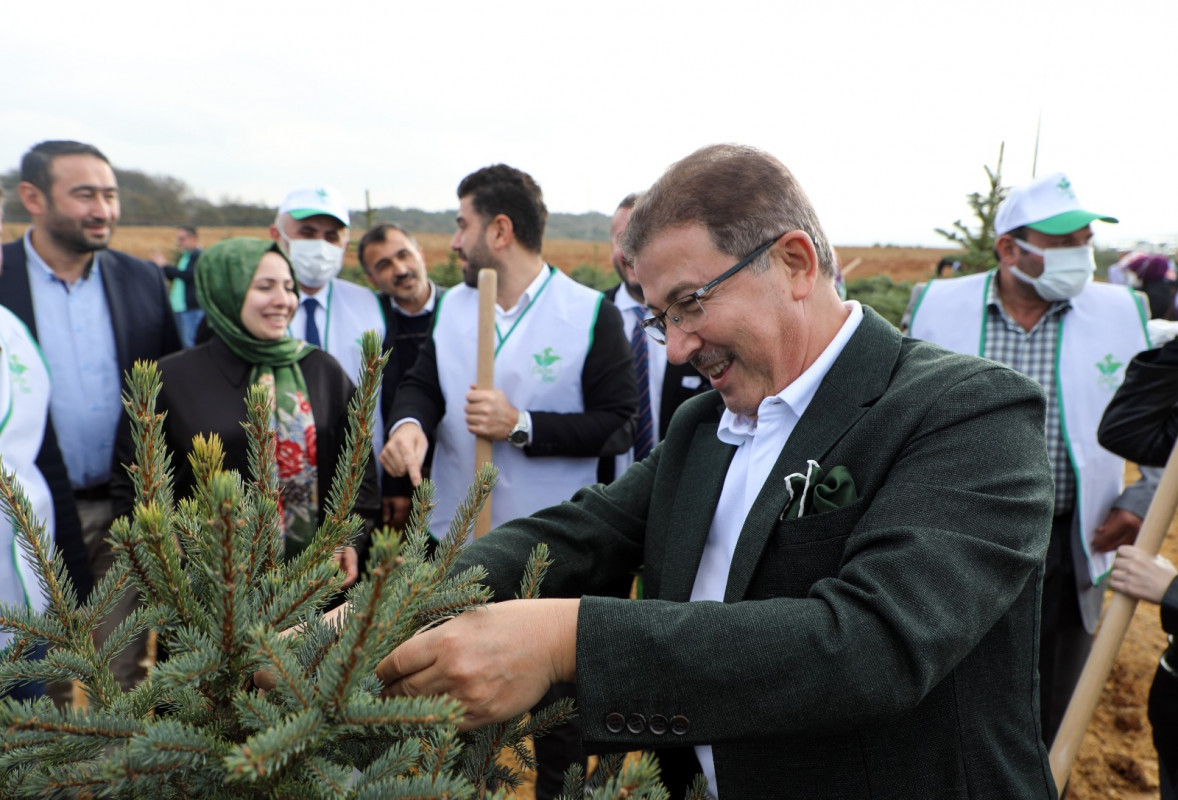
[430, 267, 601, 541]
[289, 278, 387, 460]
[0, 307, 54, 649]
[910, 271, 1150, 585]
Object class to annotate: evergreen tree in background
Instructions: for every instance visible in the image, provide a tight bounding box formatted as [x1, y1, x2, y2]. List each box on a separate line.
[934, 143, 1008, 274]
[0, 332, 677, 800]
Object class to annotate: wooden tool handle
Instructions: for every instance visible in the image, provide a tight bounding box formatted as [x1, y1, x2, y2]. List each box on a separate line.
[1049, 438, 1178, 791]
[474, 268, 497, 538]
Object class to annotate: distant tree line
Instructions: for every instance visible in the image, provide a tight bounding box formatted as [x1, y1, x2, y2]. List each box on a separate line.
[1, 168, 612, 240]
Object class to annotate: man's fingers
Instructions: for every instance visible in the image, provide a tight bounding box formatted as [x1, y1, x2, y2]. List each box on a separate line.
[376, 636, 435, 686]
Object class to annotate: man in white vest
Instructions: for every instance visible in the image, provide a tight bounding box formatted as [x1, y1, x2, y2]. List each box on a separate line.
[908, 172, 1155, 747]
[380, 164, 637, 800]
[270, 186, 387, 457]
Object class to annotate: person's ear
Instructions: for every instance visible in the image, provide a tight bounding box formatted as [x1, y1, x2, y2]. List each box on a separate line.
[995, 234, 1019, 267]
[486, 214, 514, 251]
[17, 182, 47, 217]
[776, 231, 820, 300]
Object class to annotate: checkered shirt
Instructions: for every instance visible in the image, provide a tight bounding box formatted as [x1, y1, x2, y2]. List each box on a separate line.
[983, 276, 1075, 514]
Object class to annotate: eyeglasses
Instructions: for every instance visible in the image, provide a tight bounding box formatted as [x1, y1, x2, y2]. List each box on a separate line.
[640, 233, 784, 345]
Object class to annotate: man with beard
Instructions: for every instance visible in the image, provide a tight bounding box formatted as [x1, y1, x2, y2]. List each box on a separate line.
[357, 223, 438, 528]
[380, 164, 636, 800]
[270, 187, 387, 459]
[599, 192, 708, 484]
[0, 140, 180, 691]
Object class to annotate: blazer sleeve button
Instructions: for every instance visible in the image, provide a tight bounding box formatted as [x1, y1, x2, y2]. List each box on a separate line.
[605, 712, 625, 733]
[626, 713, 646, 734]
[670, 714, 691, 735]
[648, 714, 669, 735]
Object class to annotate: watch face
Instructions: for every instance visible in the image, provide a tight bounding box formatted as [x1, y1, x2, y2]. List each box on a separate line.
[508, 429, 528, 444]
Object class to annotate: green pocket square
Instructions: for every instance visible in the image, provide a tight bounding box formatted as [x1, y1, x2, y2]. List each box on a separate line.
[781, 461, 858, 520]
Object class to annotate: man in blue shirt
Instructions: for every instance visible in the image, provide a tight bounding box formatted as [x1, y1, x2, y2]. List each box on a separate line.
[1, 140, 180, 692]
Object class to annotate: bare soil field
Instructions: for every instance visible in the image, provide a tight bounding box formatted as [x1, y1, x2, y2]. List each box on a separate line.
[1, 224, 1167, 797]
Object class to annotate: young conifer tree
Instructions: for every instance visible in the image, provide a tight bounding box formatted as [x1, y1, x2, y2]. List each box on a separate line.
[0, 331, 677, 800]
[933, 143, 1009, 273]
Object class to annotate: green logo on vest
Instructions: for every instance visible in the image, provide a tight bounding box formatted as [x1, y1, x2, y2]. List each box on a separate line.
[1095, 353, 1124, 391]
[531, 347, 562, 383]
[8, 353, 31, 394]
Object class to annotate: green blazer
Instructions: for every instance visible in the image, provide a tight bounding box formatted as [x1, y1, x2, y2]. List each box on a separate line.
[455, 308, 1057, 799]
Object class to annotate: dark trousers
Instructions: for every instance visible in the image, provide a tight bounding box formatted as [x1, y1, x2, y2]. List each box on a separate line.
[1151, 657, 1178, 800]
[531, 681, 585, 800]
[1038, 513, 1093, 748]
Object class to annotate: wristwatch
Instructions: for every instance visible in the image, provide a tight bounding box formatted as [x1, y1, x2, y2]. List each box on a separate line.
[507, 410, 530, 448]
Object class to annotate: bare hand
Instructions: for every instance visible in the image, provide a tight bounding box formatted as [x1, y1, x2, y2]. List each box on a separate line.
[382, 495, 411, 529]
[333, 546, 359, 589]
[1109, 545, 1178, 604]
[464, 386, 518, 442]
[379, 423, 428, 485]
[1091, 508, 1143, 553]
[376, 598, 579, 731]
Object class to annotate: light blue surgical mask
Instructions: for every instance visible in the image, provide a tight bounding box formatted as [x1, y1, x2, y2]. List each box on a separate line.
[1010, 239, 1095, 301]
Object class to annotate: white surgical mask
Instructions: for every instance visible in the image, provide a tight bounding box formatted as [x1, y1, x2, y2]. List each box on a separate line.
[280, 233, 344, 288]
[1010, 239, 1095, 301]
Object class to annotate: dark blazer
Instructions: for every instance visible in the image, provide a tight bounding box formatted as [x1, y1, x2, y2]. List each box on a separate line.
[110, 336, 380, 536]
[0, 239, 181, 599]
[390, 294, 637, 459]
[162, 248, 202, 311]
[599, 285, 709, 483]
[377, 291, 436, 499]
[0, 241, 182, 382]
[453, 309, 1057, 799]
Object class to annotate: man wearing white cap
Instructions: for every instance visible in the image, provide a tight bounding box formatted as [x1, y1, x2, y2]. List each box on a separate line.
[270, 187, 387, 458]
[909, 172, 1154, 746]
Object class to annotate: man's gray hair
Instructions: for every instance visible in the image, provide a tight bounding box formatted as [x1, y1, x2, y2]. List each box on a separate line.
[622, 144, 835, 278]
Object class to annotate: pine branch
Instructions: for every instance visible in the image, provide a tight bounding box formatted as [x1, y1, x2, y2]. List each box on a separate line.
[0, 462, 78, 627]
[516, 543, 553, 600]
[222, 706, 324, 783]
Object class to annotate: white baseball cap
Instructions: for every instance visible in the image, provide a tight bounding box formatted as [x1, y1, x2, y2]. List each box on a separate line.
[278, 186, 351, 227]
[995, 172, 1117, 236]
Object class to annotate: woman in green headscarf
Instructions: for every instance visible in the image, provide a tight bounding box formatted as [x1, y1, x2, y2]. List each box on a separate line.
[112, 238, 379, 586]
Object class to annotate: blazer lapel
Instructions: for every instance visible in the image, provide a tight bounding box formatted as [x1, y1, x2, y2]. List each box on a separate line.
[100, 255, 133, 376]
[658, 415, 736, 602]
[0, 242, 38, 341]
[724, 309, 902, 601]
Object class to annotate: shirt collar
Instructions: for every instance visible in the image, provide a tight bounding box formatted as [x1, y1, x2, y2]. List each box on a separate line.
[717, 300, 865, 444]
[501, 264, 552, 316]
[613, 285, 645, 314]
[24, 229, 101, 285]
[390, 280, 438, 317]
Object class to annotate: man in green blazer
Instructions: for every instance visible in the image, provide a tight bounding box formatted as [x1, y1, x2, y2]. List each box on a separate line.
[378, 145, 1057, 798]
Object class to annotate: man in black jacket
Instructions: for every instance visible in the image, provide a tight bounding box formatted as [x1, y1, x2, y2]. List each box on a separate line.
[1, 140, 181, 691]
[151, 225, 203, 347]
[380, 164, 637, 800]
[357, 223, 438, 529]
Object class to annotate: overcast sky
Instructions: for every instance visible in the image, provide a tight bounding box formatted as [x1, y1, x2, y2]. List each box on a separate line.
[2, 0, 1174, 247]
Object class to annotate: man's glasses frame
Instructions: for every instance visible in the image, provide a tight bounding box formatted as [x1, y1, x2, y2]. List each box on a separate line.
[640, 232, 786, 345]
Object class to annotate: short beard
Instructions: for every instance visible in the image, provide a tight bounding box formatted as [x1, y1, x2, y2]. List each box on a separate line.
[45, 212, 112, 256]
